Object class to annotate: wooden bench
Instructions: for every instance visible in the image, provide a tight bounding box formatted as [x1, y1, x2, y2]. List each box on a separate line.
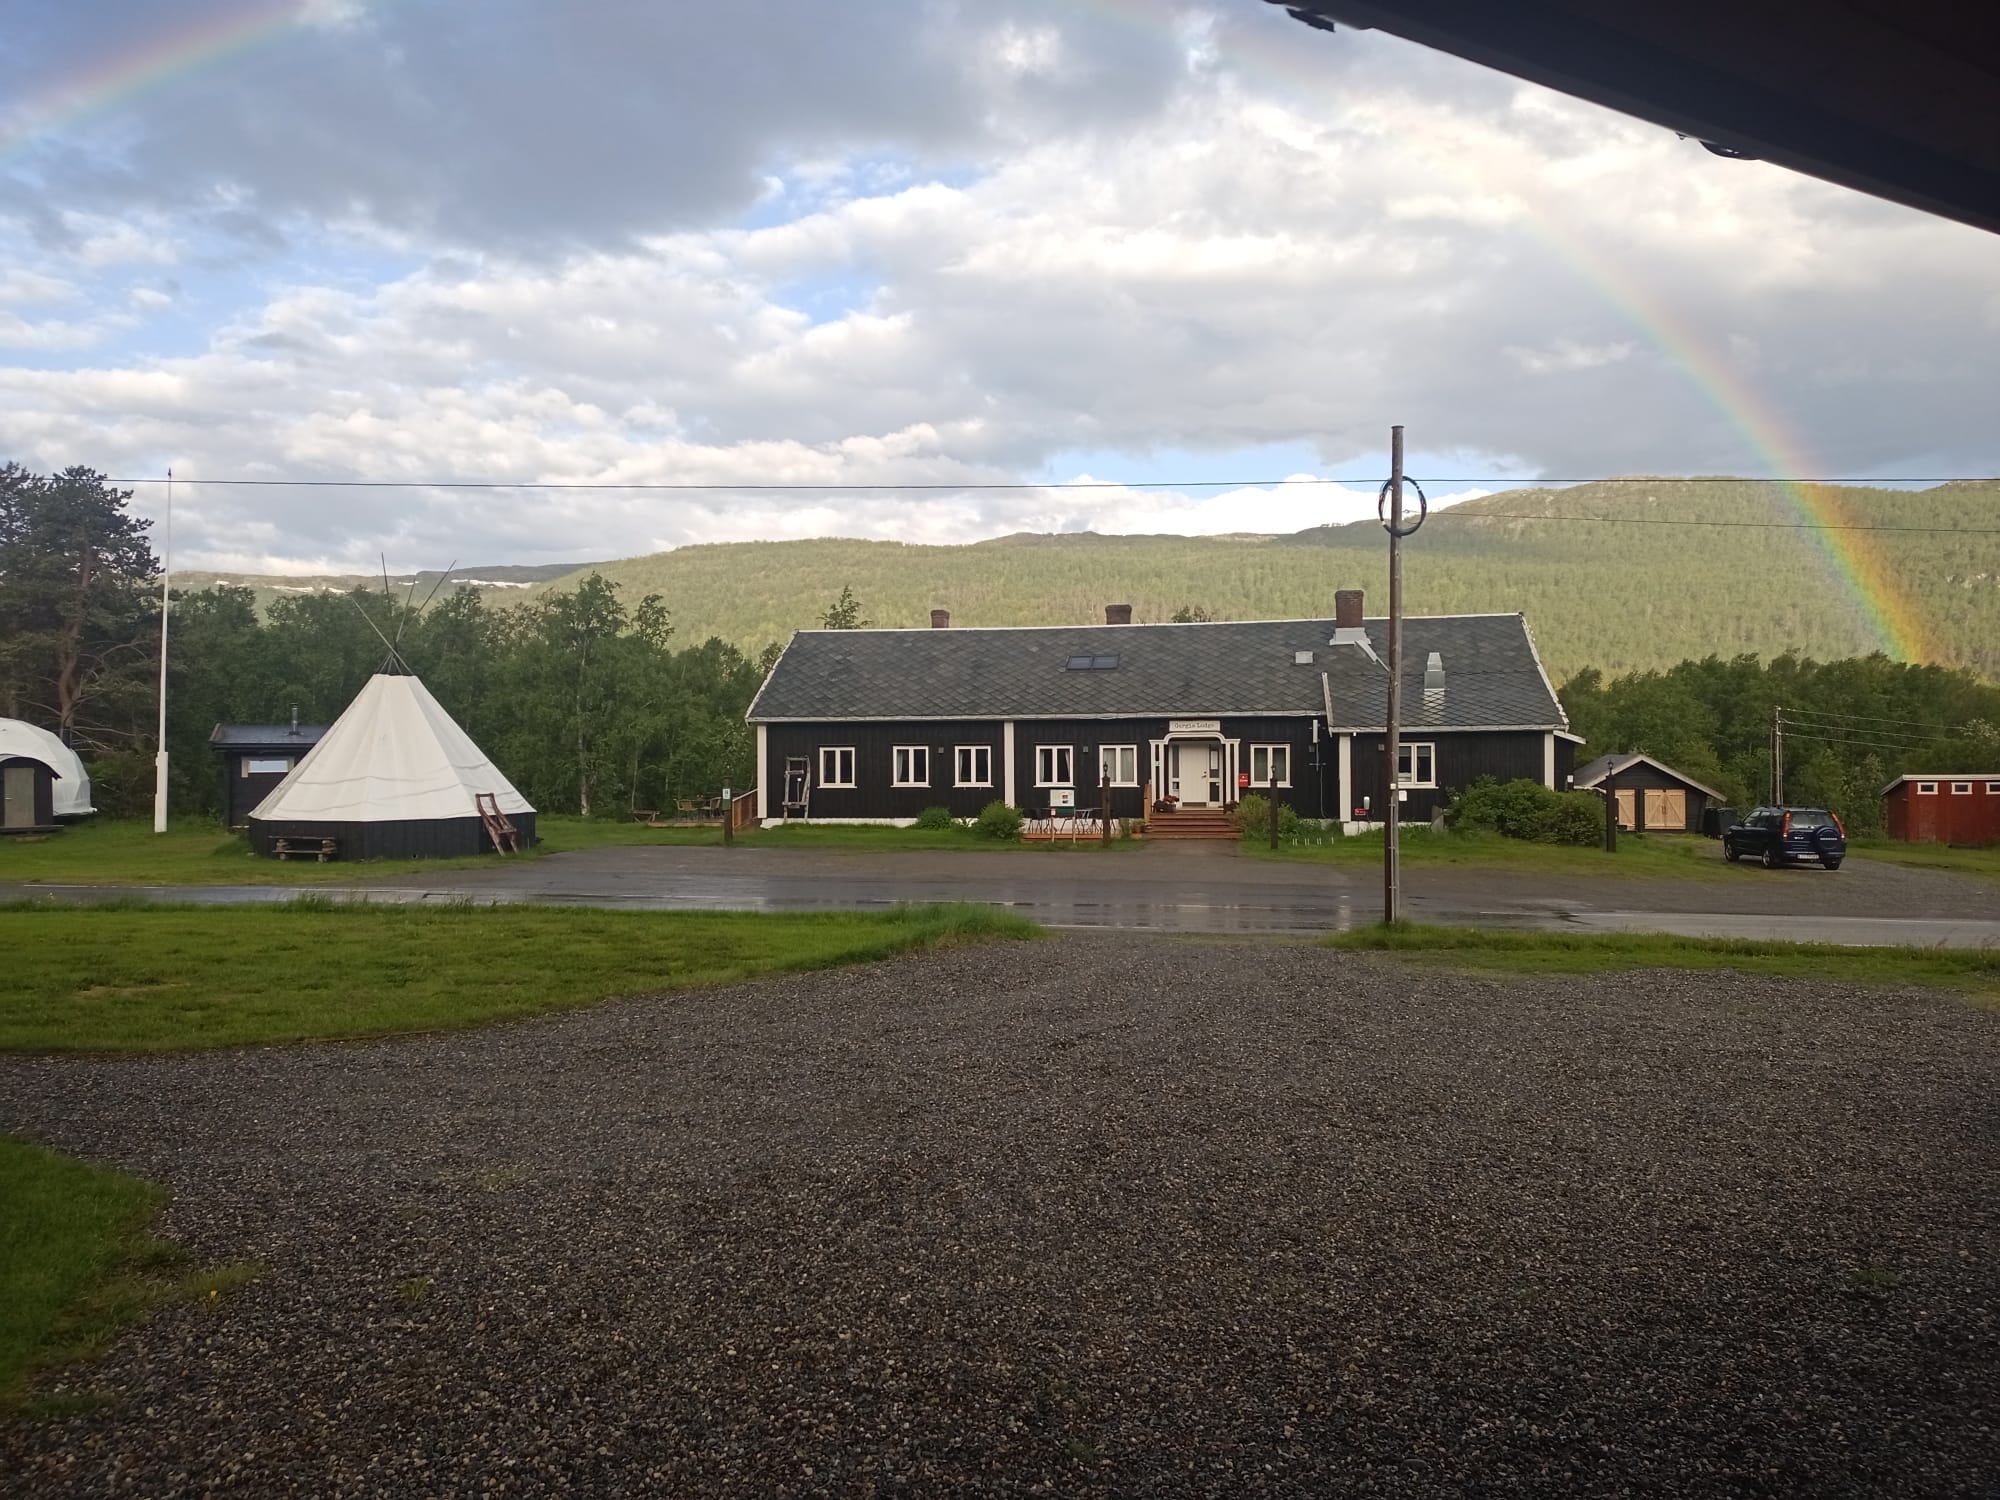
[272, 836, 339, 862]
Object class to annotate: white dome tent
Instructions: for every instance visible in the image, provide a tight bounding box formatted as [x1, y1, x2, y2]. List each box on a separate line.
[247, 673, 534, 860]
[0, 718, 95, 821]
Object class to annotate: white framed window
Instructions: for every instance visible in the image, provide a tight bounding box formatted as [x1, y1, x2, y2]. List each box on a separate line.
[892, 745, 930, 787]
[1249, 744, 1291, 787]
[1950, 781, 1973, 794]
[1987, 782, 2000, 794]
[1035, 744, 1073, 787]
[1397, 742, 1436, 788]
[1915, 781, 1938, 795]
[242, 757, 293, 776]
[1100, 744, 1138, 786]
[954, 745, 991, 787]
[819, 746, 856, 788]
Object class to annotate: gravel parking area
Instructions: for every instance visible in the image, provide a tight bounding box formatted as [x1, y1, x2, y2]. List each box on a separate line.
[3, 934, 1995, 1497]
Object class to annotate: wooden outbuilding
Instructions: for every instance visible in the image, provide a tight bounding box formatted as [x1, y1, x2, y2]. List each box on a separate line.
[211, 718, 328, 828]
[1882, 775, 2000, 845]
[1572, 752, 1723, 834]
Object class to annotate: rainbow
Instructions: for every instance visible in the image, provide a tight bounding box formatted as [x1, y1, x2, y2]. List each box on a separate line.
[1080, 0, 1934, 662]
[0, 2, 317, 160]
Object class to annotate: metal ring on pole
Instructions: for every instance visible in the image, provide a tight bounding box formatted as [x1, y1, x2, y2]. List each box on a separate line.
[1378, 476, 1427, 536]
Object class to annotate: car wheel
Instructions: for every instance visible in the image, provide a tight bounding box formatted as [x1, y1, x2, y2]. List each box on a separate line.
[1762, 846, 1782, 869]
[1823, 858, 1842, 871]
[1723, 843, 1739, 862]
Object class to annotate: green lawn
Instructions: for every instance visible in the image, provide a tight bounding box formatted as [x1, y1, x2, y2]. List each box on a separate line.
[0, 902, 1038, 1053]
[1248, 826, 1727, 879]
[1, 1136, 250, 1413]
[1327, 922, 2000, 997]
[1, 816, 1131, 886]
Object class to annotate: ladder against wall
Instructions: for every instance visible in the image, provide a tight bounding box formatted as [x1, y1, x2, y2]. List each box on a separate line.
[475, 791, 521, 853]
[782, 757, 811, 819]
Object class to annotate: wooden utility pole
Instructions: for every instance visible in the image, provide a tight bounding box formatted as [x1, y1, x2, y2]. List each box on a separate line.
[1102, 769, 1112, 846]
[1773, 706, 1784, 804]
[1383, 426, 1406, 925]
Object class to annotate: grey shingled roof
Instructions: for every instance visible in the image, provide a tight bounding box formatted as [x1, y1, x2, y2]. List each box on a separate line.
[209, 723, 329, 749]
[748, 615, 1566, 729]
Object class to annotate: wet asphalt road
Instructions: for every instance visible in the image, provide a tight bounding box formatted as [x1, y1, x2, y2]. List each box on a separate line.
[4, 842, 1995, 944]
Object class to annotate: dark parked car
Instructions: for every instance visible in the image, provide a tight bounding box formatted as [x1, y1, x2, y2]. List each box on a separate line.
[1723, 806, 1846, 869]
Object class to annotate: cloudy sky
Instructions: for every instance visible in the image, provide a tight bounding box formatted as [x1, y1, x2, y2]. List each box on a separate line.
[2, 0, 1995, 573]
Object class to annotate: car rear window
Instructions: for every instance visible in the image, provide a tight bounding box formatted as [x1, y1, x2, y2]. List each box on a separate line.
[1788, 811, 1834, 830]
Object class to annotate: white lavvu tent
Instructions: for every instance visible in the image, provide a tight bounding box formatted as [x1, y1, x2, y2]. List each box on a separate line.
[247, 673, 534, 859]
[0, 717, 95, 819]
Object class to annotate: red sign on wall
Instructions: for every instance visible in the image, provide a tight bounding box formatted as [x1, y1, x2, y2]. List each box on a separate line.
[1238, 771, 1250, 788]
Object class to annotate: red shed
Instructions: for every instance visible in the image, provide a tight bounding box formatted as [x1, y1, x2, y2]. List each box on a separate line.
[1882, 775, 2000, 845]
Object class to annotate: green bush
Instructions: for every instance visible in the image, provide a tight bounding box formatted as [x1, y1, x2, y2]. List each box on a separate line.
[973, 800, 1024, 841]
[83, 749, 155, 820]
[1448, 777, 1603, 846]
[914, 805, 957, 831]
[1230, 793, 1300, 838]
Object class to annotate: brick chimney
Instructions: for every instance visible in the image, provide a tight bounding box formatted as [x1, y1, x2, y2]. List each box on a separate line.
[1334, 589, 1363, 629]
[1105, 603, 1133, 625]
[930, 609, 950, 629]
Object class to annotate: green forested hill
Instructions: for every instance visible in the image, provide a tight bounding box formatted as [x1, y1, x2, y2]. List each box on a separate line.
[521, 480, 2000, 682]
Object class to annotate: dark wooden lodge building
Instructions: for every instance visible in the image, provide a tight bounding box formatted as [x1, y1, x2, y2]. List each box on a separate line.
[1571, 753, 1723, 834]
[747, 593, 1578, 826]
[210, 718, 329, 828]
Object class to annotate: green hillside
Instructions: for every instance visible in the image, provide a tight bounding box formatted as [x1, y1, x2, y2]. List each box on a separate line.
[523, 480, 2000, 682]
[177, 560, 600, 615]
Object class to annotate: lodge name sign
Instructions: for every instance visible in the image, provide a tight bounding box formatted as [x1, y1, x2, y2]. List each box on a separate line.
[1167, 719, 1222, 734]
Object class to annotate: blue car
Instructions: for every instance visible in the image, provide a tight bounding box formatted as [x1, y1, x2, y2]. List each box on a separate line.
[1722, 806, 1847, 870]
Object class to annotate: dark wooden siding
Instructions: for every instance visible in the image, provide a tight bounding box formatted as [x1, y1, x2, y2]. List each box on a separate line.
[1350, 730, 1553, 823]
[1592, 761, 1710, 833]
[764, 721, 1006, 820]
[223, 752, 303, 828]
[1013, 719, 1166, 821]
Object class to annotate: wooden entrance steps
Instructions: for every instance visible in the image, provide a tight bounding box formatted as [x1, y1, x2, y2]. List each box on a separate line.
[1143, 808, 1240, 841]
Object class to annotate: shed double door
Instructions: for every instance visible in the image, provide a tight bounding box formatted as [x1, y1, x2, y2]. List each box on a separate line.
[3, 765, 36, 828]
[1615, 787, 1686, 831]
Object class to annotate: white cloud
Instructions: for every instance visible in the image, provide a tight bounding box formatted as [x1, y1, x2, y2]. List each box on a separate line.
[0, 6, 1994, 572]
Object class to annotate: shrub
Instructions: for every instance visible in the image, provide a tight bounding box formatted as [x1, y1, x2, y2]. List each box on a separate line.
[83, 749, 155, 819]
[914, 805, 957, 831]
[1230, 793, 1300, 839]
[1448, 777, 1603, 846]
[973, 800, 1024, 841]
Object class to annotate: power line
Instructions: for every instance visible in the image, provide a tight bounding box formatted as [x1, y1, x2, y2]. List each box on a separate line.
[108, 474, 1996, 491]
[1781, 705, 1967, 732]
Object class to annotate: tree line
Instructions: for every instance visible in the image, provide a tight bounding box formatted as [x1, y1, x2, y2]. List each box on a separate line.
[1560, 653, 2000, 835]
[0, 467, 784, 819]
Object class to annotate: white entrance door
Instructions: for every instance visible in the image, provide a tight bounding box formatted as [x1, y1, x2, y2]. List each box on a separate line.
[3, 765, 35, 828]
[1170, 741, 1224, 806]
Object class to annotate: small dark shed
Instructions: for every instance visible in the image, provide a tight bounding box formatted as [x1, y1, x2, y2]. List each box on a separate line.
[1572, 752, 1723, 834]
[211, 719, 328, 829]
[0, 753, 59, 833]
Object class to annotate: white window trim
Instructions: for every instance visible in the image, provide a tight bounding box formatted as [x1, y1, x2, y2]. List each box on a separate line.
[241, 757, 294, 776]
[1987, 782, 2000, 794]
[1950, 781, 1973, 794]
[1101, 744, 1139, 787]
[1035, 744, 1074, 787]
[954, 744, 992, 788]
[1247, 743, 1292, 788]
[1915, 781, 1938, 795]
[819, 746, 857, 789]
[891, 745, 931, 788]
[1396, 741, 1438, 789]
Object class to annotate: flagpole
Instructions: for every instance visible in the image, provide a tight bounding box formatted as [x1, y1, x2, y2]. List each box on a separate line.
[152, 468, 172, 834]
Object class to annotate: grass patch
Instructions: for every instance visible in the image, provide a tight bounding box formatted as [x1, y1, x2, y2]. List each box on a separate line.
[1250, 826, 1725, 878]
[3, 815, 1132, 885]
[1326, 922, 2000, 996]
[0, 902, 1038, 1053]
[1, 1136, 253, 1413]
[1, 815, 726, 887]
